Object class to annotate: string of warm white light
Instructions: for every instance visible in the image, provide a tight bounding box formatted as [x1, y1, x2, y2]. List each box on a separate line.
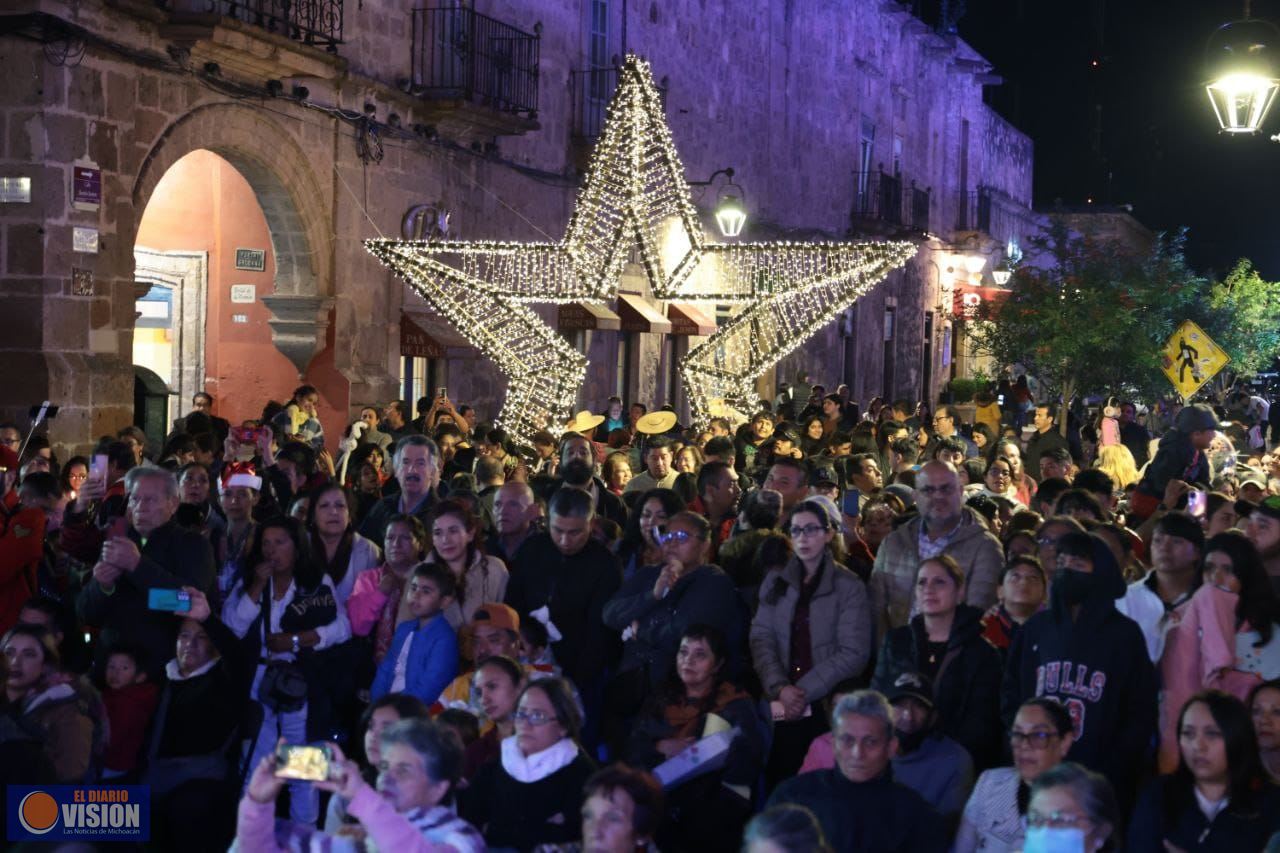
[366, 55, 916, 440]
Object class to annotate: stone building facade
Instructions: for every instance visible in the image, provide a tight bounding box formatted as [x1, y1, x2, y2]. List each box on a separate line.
[0, 0, 1034, 453]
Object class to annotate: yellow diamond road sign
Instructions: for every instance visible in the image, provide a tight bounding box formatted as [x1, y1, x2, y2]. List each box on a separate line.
[1160, 320, 1229, 400]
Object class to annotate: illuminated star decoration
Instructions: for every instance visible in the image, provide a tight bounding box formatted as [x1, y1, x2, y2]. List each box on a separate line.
[367, 55, 916, 439]
[562, 56, 918, 421]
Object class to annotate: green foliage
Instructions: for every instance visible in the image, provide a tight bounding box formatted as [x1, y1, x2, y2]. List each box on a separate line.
[947, 378, 983, 403]
[1195, 259, 1280, 380]
[968, 223, 1267, 402]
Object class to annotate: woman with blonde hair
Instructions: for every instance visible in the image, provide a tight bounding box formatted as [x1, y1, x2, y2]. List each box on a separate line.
[1094, 443, 1139, 490]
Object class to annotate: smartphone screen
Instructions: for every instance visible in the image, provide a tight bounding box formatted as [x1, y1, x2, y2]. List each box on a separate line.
[275, 744, 332, 781]
[842, 488, 862, 518]
[147, 588, 192, 613]
[90, 454, 108, 482]
[1186, 489, 1206, 519]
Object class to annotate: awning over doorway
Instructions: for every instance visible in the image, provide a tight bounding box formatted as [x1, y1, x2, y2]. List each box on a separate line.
[617, 293, 672, 334]
[558, 302, 621, 331]
[401, 312, 475, 356]
[666, 302, 717, 336]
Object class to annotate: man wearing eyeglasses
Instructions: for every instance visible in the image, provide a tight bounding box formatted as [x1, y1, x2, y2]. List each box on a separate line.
[869, 461, 1003, 637]
[0, 423, 20, 457]
[924, 406, 977, 461]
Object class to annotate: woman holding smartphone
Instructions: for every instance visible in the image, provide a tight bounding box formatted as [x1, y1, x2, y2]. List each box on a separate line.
[222, 516, 350, 826]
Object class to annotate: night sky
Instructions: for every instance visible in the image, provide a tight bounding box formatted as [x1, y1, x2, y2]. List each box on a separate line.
[957, 0, 1280, 279]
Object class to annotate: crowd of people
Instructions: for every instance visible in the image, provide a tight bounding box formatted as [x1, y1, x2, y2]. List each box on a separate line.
[4, 376, 1280, 851]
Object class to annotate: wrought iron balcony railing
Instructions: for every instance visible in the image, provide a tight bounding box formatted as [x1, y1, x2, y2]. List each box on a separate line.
[850, 169, 931, 233]
[159, 0, 345, 52]
[411, 7, 540, 117]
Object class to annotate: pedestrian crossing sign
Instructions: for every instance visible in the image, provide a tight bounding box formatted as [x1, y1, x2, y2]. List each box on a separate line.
[1160, 320, 1229, 400]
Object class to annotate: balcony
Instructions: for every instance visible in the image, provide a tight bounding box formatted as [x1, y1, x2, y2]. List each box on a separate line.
[850, 169, 931, 234]
[956, 186, 1035, 243]
[155, 0, 344, 53]
[411, 7, 540, 119]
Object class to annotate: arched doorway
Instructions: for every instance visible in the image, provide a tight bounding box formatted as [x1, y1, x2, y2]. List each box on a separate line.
[130, 105, 348, 438]
[132, 149, 301, 428]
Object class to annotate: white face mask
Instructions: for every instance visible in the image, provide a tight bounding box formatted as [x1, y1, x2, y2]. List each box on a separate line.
[1024, 825, 1087, 853]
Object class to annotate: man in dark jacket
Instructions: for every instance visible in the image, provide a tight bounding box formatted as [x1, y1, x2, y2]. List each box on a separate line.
[768, 689, 947, 852]
[76, 466, 217, 680]
[505, 489, 621, 693]
[358, 435, 443, 544]
[1001, 528, 1157, 809]
[1023, 404, 1070, 483]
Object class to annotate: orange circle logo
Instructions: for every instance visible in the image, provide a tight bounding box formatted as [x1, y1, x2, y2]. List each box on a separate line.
[18, 791, 59, 834]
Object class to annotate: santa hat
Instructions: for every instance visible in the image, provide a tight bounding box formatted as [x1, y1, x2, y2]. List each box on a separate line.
[220, 461, 262, 493]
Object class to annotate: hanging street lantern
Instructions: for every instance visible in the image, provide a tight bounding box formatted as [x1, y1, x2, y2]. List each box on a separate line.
[1205, 16, 1280, 134]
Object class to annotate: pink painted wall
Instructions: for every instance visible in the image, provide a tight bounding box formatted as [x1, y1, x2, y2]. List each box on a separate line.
[135, 149, 347, 446]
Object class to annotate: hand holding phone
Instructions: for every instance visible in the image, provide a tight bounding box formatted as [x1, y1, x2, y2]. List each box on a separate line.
[1186, 489, 1207, 519]
[147, 588, 192, 613]
[274, 743, 333, 781]
[841, 488, 862, 518]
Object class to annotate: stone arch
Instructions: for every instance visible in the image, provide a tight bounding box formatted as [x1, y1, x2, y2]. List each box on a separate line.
[131, 103, 334, 373]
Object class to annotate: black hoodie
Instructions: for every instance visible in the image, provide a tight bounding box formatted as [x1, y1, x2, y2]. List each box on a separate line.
[1001, 536, 1157, 803]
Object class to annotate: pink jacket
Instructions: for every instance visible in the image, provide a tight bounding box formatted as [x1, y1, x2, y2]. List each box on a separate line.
[235, 784, 471, 852]
[1158, 584, 1261, 773]
[799, 732, 835, 774]
[347, 564, 404, 663]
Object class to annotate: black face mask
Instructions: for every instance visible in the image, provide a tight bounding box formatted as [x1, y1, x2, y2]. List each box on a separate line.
[894, 726, 929, 754]
[1052, 567, 1094, 607]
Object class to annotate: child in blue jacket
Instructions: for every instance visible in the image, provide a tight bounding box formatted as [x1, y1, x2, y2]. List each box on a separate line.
[371, 562, 459, 704]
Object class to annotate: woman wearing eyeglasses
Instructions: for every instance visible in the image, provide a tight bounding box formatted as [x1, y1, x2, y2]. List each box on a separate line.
[459, 677, 595, 851]
[873, 554, 1004, 769]
[954, 697, 1075, 852]
[1025, 762, 1119, 853]
[1127, 690, 1280, 851]
[750, 498, 872, 788]
[604, 512, 744, 702]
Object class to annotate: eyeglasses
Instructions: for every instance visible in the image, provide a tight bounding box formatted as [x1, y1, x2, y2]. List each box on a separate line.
[514, 709, 555, 726]
[932, 415, 952, 423]
[1026, 809, 1090, 830]
[988, 469, 1011, 480]
[657, 530, 695, 546]
[1010, 730, 1060, 749]
[1036, 535, 1060, 547]
[789, 524, 827, 538]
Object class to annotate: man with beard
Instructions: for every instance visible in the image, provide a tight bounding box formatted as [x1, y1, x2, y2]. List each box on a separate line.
[869, 461, 1002, 636]
[1246, 496, 1280, 595]
[556, 434, 627, 530]
[358, 436, 442, 544]
[692, 461, 741, 550]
